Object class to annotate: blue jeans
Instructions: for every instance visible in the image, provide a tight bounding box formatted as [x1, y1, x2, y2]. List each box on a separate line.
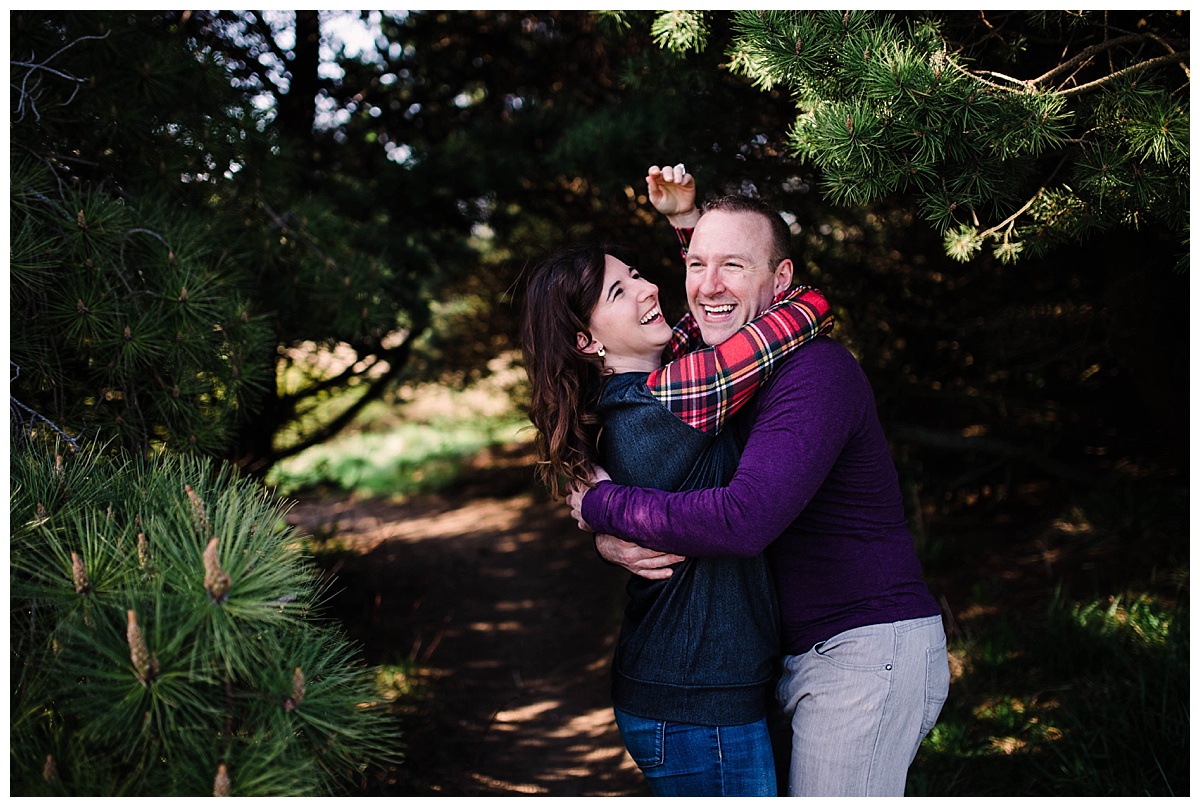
[614, 708, 777, 796]
[775, 615, 950, 796]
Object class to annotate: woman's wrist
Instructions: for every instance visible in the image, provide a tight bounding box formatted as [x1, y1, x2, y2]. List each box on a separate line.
[666, 208, 701, 229]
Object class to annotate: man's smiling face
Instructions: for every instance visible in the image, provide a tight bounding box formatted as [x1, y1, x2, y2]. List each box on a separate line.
[685, 209, 793, 346]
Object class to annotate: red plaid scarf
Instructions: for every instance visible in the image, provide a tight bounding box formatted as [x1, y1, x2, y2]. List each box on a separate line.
[646, 228, 835, 433]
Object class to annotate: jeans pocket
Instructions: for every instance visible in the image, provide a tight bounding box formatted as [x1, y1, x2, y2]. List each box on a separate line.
[614, 710, 666, 770]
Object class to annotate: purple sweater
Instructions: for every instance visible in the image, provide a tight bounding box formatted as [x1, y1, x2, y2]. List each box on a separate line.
[581, 336, 940, 655]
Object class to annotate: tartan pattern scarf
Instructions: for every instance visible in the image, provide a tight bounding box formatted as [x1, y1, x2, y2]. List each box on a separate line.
[646, 228, 835, 434]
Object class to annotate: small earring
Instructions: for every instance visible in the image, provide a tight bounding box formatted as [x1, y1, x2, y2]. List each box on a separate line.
[597, 346, 606, 358]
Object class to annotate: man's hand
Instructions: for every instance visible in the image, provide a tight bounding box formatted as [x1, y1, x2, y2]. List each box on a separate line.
[646, 163, 700, 228]
[595, 533, 686, 580]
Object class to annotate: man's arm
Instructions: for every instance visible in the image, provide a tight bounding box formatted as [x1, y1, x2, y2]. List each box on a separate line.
[578, 342, 861, 558]
[652, 163, 703, 363]
[595, 534, 684, 580]
[571, 457, 686, 577]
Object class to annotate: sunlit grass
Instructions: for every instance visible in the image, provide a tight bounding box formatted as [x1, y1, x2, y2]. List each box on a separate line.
[909, 590, 1187, 796]
[374, 660, 425, 704]
[267, 416, 530, 499]
[268, 356, 532, 499]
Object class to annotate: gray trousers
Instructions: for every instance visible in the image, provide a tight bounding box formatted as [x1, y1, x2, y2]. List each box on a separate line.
[776, 614, 950, 796]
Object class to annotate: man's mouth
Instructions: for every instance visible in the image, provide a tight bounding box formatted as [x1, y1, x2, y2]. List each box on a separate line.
[639, 306, 662, 325]
[702, 304, 735, 317]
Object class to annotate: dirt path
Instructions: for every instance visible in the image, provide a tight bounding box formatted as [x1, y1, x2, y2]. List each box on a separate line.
[285, 443, 650, 796]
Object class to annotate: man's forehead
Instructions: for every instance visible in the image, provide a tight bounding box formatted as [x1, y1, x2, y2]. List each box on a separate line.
[691, 210, 771, 258]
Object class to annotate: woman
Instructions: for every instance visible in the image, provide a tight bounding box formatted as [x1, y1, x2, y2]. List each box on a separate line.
[519, 172, 834, 796]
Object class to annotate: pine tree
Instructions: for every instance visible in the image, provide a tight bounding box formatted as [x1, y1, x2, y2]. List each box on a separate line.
[651, 10, 1189, 265]
[10, 12, 276, 457]
[10, 435, 401, 796]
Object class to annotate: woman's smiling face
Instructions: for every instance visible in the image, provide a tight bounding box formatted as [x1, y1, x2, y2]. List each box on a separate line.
[580, 254, 673, 372]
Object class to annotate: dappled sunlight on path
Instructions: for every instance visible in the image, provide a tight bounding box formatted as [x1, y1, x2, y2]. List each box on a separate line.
[286, 444, 649, 796]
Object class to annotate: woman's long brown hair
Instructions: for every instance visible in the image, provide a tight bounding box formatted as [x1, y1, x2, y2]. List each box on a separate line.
[520, 243, 636, 499]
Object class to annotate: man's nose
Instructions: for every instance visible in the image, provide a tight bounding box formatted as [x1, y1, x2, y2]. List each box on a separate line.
[696, 266, 724, 296]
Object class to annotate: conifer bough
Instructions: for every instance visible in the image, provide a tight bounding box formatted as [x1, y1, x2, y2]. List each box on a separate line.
[10, 442, 402, 796]
[652, 10, 1189, 265]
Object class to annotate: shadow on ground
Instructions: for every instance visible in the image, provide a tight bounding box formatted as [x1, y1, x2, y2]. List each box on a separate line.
[287, 443, 650, 796]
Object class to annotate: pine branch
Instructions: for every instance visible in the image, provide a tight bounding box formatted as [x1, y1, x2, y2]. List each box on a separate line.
[1060, 51, 1191, 98]
[260, 201, 337, 267]
[10, 364, 81, 450]
[978, 152, 1071, 240]
[10, 32, 109, 123]
[953, 61, 1031, 92]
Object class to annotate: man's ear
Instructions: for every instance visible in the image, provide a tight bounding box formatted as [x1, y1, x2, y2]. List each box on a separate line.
[773, 259, 795, 296]
[577, 331, 598, 354]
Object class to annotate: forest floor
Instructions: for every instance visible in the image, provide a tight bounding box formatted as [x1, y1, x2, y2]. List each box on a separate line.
[284, 438, 1186, 797]
[286, 442, 650, 796]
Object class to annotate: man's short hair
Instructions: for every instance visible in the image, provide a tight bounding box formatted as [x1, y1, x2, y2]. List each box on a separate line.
[700, 195, 793, 269]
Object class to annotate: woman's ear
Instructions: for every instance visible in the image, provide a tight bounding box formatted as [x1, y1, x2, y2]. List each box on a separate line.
[577, 331, 599, 355]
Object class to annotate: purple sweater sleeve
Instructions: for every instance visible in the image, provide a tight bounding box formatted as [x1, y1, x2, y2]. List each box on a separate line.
[581, 338, 871, 557]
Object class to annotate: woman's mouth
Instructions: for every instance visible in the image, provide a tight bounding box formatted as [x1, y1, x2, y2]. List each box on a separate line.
[639, 306, 662, 325]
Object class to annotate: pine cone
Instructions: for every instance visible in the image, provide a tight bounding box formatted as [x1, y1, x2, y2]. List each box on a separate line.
[185, 484, 209, 537]
[137, 532, 149, 568]
[43, 754, 57, 783]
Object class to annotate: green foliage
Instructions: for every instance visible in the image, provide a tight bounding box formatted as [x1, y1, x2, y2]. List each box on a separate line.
[268, 417, 529, 499]
[912, 590, 1186, 795]
[650, 10, 710, 54]
[10, 12, 277, 457]
[10, 153, 273, 455]
[681, 10, 1190, 264]
[10, 438, 401, 796]
[269, 361, 531, 498]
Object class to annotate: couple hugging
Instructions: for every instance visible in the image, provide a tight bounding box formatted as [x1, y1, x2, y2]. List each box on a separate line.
[520, 163, 949, 797]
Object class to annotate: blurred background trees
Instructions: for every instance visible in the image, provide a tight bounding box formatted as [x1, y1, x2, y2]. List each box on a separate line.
[10, 10, 808, 473]
[11, 9, 1188, 480]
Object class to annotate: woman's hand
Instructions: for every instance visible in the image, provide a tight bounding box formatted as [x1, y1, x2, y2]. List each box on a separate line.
[568, 469, 686, 578]
[646, 163, 700, 228]
[566, 465, 610, 531]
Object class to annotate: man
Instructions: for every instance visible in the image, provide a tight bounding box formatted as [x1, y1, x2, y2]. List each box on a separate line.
[568, 165, 950, 797]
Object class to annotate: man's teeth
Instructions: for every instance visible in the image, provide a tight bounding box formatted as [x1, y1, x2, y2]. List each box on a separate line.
[639, 307, 661, 325]
[705, 304, 734, 315]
